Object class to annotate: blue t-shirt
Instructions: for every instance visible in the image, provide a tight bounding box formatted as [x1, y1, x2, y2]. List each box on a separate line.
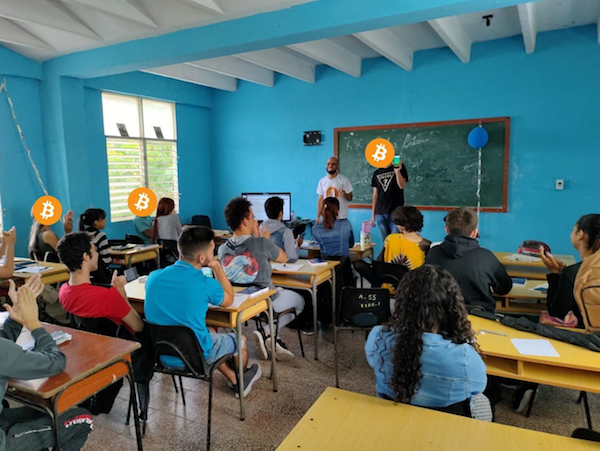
[312, 219, 354, 257]
[145, 260, 224, 360]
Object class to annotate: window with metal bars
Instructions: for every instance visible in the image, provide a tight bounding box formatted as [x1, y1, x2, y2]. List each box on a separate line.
[102, 93, 179, 222]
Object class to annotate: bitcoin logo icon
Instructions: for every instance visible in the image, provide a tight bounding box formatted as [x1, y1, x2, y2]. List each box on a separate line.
[33, 196, 63, 226]
[365, 138, 395, 168]
[128, 188, 157, 217]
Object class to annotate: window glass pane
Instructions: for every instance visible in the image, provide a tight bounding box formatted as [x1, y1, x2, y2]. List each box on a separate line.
[146, 141, 179, 211]
[102, 93, 141, 138]
[142, 99, 176, 140]
[106, 138, 144, 222]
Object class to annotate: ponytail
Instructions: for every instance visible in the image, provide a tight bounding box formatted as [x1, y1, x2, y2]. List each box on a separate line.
[79, 208, 106, 231]
[321, 197, 340, 230]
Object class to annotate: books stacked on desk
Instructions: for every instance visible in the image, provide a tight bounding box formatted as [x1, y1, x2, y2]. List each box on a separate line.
[19, 330, 72, 351]
[225, 286, 271, 309]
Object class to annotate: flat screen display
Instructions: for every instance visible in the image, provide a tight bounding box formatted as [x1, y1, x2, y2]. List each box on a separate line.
[241, 193, 291, 221]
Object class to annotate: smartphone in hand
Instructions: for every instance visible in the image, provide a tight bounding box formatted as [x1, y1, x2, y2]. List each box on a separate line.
[393, 155, 401, 167]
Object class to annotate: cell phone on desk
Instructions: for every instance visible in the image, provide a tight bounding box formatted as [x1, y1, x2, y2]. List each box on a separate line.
[393, 155, 401, 167]
[124, 267, 139, 282]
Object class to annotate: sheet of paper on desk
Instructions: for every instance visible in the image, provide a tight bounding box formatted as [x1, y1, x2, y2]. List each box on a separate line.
[17, 330, 72, 351]
[530, 282, 549, 293]
[209, 294, 249, 309]
[511, 339, 559, 357]
[14, 266, 50, 274]
[506, 253, 540, 263]
[300, 240, 317, 249]
[271, 263, 302, 271]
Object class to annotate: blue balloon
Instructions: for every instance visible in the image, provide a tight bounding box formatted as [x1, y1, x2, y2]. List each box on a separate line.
[468, 126, 489, 149]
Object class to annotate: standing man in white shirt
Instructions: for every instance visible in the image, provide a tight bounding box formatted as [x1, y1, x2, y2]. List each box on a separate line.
[316, 157, 354, 222]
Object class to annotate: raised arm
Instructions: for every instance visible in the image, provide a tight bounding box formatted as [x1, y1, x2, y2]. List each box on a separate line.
[208, 258, 234, 307]
[111, 271, 143, 332]
[0, 227, 16, 278]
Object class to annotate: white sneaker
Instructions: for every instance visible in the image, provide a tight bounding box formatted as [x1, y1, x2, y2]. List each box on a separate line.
[252, 330, 268, 360]
[515, 389, 534, 415]
[265, 337, 295, 362]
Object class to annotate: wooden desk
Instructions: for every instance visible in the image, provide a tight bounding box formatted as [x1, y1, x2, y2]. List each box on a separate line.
[213, 229, 232, 245]
[125, 280, 278, 421]
[494, 252, 576, 280]
[272, 259, 339, 360]
[11, 259, 70, 285]
[471, 315, 600, 394]
[277, 387, 596, 450]
[109, 244, 161, 268]
[300, 242, 376, 262]
[494, 279, 547, 314]
[7, 323, 143, 451]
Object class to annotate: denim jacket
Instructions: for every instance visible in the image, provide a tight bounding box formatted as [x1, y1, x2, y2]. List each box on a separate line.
[312, 219, 354, 257]
[365, 326, 487, 407]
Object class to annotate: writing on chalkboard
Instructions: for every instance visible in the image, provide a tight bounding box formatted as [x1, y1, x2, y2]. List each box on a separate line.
[334, 118, 510, 212]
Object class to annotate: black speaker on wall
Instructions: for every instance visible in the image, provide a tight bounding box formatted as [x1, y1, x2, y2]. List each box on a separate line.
[304, 131, 321, 146]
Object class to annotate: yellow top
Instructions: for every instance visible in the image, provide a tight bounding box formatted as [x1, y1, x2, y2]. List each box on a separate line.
[383, 234, 427, 269]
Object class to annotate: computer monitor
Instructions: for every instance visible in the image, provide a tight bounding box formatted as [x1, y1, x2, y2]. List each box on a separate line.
[241, 193, 291, 221]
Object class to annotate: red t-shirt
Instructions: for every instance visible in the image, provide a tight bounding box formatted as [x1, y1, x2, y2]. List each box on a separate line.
[59, 283, 132, 331]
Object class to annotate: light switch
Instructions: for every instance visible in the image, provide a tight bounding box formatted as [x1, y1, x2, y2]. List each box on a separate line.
[555, 179, 564, 190]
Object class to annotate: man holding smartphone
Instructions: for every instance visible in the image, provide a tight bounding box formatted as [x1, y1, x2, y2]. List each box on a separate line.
[370, 155, 409, 240]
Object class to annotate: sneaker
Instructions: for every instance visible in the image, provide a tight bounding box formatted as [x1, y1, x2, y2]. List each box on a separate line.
[514, 388, 534, 415]
[232, 364, 262, 398]
[265, 337, 295, 362]
[252, 330, 268, 360]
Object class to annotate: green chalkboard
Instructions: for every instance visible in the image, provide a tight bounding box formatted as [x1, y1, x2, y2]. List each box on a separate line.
[334, 118, 510, 212]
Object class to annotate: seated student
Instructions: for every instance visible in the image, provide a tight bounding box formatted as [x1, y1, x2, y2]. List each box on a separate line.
[152, 197, 182, 243]
[145, 226, 261, 398]
[0, 226, 16, 279]
[263, 196, 300, 262]
[1, 275, 92, 451]
[426, 207, 512, 313]
[133, 215, 154, 244]
[79, 208, 111, 284]
[539, 214, 600, 328]
[365, 265, 489, 416]
[28, 210, 74, 260]
[219, 197, 305, 362]
[355, 206, 431, 283]
[311, 197, 354, 258]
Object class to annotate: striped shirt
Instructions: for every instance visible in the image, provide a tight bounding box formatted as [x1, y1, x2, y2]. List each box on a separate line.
[86, 228, 111, 265]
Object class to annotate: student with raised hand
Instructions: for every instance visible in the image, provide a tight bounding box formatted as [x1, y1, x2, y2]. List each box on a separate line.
[263, 196, 300, 262]
[146, 226, 261, 398]
[0, 226, 16, 279]
[426, 207, 512, 313]
[540, 214, 600, 328]
[311, 197, 354, 258]
[365, 265, 489, 416]
[151, 197, 182, 243]
[28, 210, 74, 259]
[219, 197, 305, 362]
[0, 274, 93, 451]
[355, 206, 430, 283]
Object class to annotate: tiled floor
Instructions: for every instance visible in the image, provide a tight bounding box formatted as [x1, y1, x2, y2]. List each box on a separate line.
[82, 325, 598, 450]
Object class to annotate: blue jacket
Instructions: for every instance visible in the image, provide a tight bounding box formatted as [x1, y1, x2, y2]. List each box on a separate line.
[312, 219, 354, 257]
[365, 326, 487, 407]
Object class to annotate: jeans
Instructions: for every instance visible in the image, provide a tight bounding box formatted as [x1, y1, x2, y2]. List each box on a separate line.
[376, 214, 395, 241]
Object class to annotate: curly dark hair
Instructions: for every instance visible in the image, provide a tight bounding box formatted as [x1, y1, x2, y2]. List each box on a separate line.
[224, 197, 252, 231]
[392, 206, 423, 232]
[57, 232, 93, 272]
[389, 265, 479, 403]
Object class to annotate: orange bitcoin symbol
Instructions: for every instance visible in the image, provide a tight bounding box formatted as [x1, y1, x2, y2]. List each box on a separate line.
[128, 188, 157, 217]
[365, 138, 395, 168]
[32, 196, 63, 226]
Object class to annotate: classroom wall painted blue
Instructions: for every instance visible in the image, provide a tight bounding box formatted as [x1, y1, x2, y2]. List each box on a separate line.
[210, 26, 600, 257]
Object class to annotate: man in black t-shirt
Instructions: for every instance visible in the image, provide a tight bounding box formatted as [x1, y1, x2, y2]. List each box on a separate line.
[370, 160, 409, 240]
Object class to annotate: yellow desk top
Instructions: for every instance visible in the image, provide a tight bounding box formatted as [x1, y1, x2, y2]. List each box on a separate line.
[277, 387, 596, 451]
[301, 242, 376, 252]
[470, 315, 600, 373]
[109, 244, 161, 256]
[494, 251, 577, 268]
[500, 279, 547, 300]
[271, 259, 339, 276]
[11, 259, 69, 282]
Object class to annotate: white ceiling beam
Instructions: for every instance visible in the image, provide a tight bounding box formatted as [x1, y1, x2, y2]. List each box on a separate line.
[428, 17, 471, 63]
[177, 0, 224, 15]
[354, 29, 413, 71]
[143, 64, 237, 92]
[0, 18, 54, 50]
[517, 3, 538, 54]
[187, 57, 274, 87]
[0, 0, 98, 38]
[60, 0, 158, 28]
[236, 48, 315, 83]
[289, 39, 362, 78]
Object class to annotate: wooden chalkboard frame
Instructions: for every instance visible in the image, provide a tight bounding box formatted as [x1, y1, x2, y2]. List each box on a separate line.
[334, 117, 510, 212]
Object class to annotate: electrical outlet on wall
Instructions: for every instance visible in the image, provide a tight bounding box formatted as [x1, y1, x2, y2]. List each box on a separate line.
[555, 179, 565, 190]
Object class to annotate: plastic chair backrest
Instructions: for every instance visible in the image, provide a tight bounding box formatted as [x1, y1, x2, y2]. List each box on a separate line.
[73, 315, 119, 337]
[157, 239, 179, 266]
[30, 250, 59, 263]
[145, 321, 210, 377]
[125, 234, 145, 244]
[191, 215, 212, 228]
[339, 288, 391, 327]
[372, 261, 409, 291]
